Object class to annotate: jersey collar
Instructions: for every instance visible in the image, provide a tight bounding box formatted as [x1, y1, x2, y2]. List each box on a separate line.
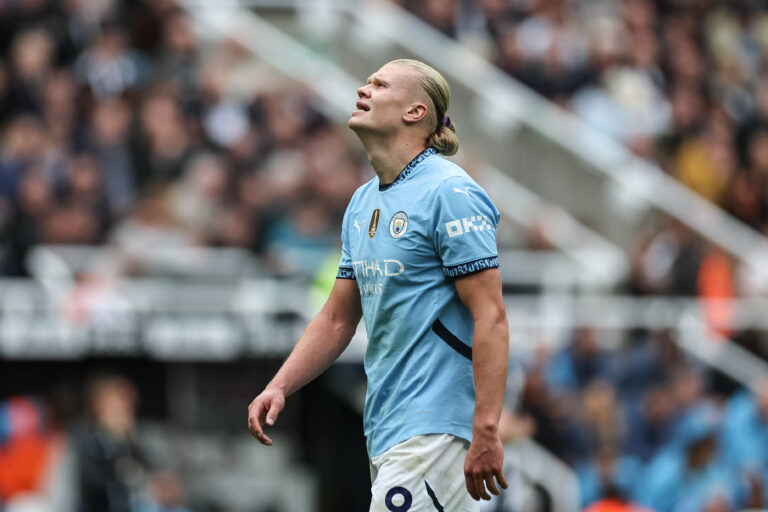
[378, 147, 436, 192]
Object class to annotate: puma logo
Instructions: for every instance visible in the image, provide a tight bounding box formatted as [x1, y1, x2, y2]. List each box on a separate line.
[452, 187, 471, 198]
[354, 220, 361, 235]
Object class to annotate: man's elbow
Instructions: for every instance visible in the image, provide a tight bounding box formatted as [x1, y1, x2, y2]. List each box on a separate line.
[493, 300, 508, 327]
[321, 306, 360, 339]
[474, 301, 508, 330]
[494, 309, 509, 344]
[497, 310, 509, 335]
[337, 316, 360, 340]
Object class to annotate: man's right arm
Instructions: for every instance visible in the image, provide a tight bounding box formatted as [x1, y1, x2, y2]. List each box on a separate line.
[247, 277, 362, 446]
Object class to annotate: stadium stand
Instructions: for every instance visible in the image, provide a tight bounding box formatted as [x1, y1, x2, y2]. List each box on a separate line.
[401, 0, 768, 233]
[4, 0, 768, 511]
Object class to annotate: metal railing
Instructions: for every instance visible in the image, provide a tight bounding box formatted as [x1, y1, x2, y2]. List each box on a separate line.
[4, 270, 768, 381]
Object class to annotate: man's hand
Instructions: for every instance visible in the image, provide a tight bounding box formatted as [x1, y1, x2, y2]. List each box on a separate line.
[464, 427, 508, 500]
[247, 388, 285, 446]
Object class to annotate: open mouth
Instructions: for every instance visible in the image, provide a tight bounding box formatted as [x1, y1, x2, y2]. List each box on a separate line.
[356, 101, 370, 112]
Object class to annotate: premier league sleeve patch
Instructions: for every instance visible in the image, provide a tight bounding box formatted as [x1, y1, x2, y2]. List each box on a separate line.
[389, 211, 408, 239]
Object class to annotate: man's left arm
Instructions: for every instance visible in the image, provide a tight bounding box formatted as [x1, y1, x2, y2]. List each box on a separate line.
[455, 267, 509, 501]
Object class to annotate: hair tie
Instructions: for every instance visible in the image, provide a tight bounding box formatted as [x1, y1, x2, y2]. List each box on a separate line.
[441, 115, 452, 128]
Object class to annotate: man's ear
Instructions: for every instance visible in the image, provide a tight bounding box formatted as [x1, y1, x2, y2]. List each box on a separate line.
[403, 102, 428, 124]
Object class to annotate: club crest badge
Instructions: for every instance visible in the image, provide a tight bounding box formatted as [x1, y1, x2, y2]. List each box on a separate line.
[368, 209, 380, 238]
[389, 211, 408, 239]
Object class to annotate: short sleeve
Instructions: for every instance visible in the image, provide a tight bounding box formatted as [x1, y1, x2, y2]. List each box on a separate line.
[433, 177, 500, 278]
[337, 206, 355, 280]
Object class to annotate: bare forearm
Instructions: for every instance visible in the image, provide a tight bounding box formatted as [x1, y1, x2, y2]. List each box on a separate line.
[248, 279, 361, 446]
[472, 312, 509, 433]
[268, 309, 358, 397]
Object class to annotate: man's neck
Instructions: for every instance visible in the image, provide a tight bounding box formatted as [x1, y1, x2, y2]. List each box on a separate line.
[359, 133, 427, 185]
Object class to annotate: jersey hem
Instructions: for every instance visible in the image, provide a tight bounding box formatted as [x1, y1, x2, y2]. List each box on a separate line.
[367, 422, 473, 458]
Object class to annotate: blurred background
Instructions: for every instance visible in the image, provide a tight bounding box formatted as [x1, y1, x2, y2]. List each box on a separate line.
[4, 0, 768, 510]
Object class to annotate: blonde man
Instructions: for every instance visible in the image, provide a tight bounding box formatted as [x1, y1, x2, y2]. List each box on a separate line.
[248, 59, 508, 510]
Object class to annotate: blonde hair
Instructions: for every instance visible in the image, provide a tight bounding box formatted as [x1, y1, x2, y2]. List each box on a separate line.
[390, 59, 459, 156]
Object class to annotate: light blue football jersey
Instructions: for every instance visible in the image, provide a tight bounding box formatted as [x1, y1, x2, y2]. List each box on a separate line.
[337, 148, 501, 457]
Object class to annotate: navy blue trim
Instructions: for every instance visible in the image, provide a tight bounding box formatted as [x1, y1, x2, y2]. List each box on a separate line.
[336, 267, 355, 280]
[379, 148, 436, 191]
[432, 318, 472, 360]
[424, 481, 445, 511]
[443, 256, 499, 278]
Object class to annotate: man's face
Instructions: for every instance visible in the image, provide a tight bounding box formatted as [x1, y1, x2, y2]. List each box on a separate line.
[348, 63, 421, 135]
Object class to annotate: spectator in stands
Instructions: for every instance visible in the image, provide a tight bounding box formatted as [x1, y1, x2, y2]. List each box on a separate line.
[168, 152, 230, 244]
[722, 377, 768, 504]
[627, 219, 704, 295]
[58, 154, 110, 236]
[0, 395, 69, 511]
[1, 114, 57, 185]
[42, 70, 78, 154]
[577, 444, 643, 510]
[74, 25, 150, 98]
[617, 330, 686, 399]
[623, 384, 677, 462]
[2, 171, 52, 276]
[669, 367, 710, 431]
[109, 190, 196, 275]
[133, 90, 193, 191]
[156, 9, 199, 101]
[519, 353, 590, 464]
[671, 108, 736, 205]
[136, 470, 191, 512]
[85, 97, 137, 218]
[264, 200, 338, 279]
[72, 374, 147, 512]
[545, 327, 614, 394]
[581, 380, 625, 456]
[9, 27, 55, 116]
[406, 0, 459, 38]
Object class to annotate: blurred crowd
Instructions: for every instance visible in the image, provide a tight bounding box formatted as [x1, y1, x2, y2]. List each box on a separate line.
[399, 0, 768, 237]
[0, 0, 366, 280]
[495, 327, 768, 512]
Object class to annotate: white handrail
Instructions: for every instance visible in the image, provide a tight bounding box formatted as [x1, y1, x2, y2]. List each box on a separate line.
[484, 167, 628, 287]
[502, 439, 581, 512]
[676, 312, 768, 390]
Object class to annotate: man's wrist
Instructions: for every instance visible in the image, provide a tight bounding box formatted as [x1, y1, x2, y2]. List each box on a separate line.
[266, 379, 288, 396]
[472, 417, 499, 436]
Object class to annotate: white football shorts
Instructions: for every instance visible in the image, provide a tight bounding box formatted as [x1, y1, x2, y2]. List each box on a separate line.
[369, 434, 479, 512]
